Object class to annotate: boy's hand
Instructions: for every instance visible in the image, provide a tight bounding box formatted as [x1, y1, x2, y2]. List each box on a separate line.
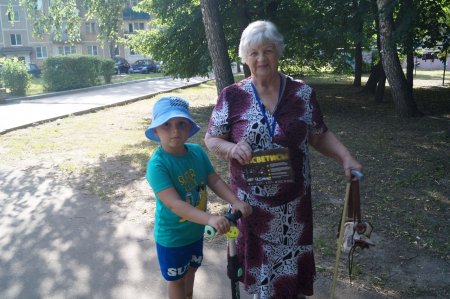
[232, 201, 252, 218]
[208, 215, 230, 235]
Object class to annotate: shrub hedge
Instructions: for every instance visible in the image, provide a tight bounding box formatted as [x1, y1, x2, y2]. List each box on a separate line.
[43, 55, 112, 92]
[0, 58, 31, 96]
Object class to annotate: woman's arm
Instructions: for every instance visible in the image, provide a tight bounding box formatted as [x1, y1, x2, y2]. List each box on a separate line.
[309, 130, 362, 178]
[207, 172, 252, 217]
[157, 187, 230, 234]
[204, 133, 252, 165]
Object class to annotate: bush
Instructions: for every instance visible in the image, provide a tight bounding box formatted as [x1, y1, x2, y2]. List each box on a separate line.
[0, 58, 31, 96]
[100, 59, 115, 84]
[43, 55, 102, 92]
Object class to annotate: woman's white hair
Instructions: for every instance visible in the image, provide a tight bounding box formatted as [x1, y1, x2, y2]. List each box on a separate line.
[239, 20, 285, 64]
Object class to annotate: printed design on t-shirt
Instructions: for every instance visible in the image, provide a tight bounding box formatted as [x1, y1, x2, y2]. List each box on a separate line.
[178, 168, 207, 222]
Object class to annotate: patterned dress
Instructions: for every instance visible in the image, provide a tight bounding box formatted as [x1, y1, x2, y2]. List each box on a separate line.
[207, 74, 328, 298]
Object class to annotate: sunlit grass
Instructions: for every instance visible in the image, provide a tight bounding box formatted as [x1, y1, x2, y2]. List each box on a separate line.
[25, 72, 164, 96]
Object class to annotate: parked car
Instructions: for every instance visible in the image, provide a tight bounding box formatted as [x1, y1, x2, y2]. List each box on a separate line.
[129, 59, 158, 74]
[113, 56, 130, 74]
[27, 63, 42, 77]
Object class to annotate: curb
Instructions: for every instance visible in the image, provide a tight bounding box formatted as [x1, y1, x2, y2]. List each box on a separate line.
[1, 76, 171, 103]
[0, 78, 211, 135]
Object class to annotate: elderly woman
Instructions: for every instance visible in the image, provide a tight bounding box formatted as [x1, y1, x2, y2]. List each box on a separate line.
[205, 20, 362, 298]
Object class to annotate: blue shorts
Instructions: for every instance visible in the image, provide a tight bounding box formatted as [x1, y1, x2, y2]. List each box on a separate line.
[156, 238, 204, 281]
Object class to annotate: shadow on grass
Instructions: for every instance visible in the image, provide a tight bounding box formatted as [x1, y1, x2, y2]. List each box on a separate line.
[309, 83, 449, 256]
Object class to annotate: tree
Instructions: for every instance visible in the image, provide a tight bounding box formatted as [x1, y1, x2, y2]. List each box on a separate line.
[128, 0, 212, 78]
[11, 0, 126, 57]
[82, 0, 126, 58]
[351, 0, 372, 87]
[200, 0, 234, 94]
[413, 0, 450, 86]
[234, 0, 251, 77]
[13, 0, 82, 42]
[363, 1, 386, 103]
[377, 0, 422, 117]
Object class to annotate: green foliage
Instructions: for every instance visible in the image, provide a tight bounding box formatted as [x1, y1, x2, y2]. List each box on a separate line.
[43, 55, 102, 92]
[17, 0, 81, 42]
[128, 0, 211, 79]
[14, 0, 449, 81]
[0, 58, 31, 96]
[100, 59, 115, 83]
[130, 0, 379, 79]
[81, 0, 126, 45]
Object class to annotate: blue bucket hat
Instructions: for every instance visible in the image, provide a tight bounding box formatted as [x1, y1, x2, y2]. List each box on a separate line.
[145, 96, 201, 141]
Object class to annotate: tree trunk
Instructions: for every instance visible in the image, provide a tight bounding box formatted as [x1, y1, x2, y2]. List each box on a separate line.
[377, 0, 422, 117]
[443, 49, 448, 86]
[109, 40, 116, 58]
[406, 50, 414, 88]
[363, 0, 386, 102]
[266, 0, 281, 19]
[352, 0, 364, 87]
[375, 71, 386, 103]
[237, 0, 252, 78]
[364, 62, 380, 93]
[354, 41, 362, 87]
[402, 0, 415, 89]
[200, 0, 235, 94]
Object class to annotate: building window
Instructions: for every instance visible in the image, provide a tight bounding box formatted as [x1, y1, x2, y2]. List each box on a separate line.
[10, 34, 22, 46]
[85, 22, 96, 34]
[87, 45, 98, 56]
[36, 46, 48, 59]
[8, 10, 19, 22]
[37, 0, 43, 10]
[135, 22, 145, 30]
[128, 22, 144, 33]
[58, 46, 76, 55]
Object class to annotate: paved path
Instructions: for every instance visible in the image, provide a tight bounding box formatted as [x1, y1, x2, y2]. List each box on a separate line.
[0, 77, 389, 298]
[0, 77, 208, 134]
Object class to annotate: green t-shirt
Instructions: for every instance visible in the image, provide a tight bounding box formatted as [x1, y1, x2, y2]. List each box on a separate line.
[146, 143, 215, 247]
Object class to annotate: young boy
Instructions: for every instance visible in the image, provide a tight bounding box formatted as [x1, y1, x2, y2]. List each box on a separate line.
[145, 96, 252, 299]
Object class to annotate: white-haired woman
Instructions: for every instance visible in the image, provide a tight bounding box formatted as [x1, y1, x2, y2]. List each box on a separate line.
[205, 20, 362, 299]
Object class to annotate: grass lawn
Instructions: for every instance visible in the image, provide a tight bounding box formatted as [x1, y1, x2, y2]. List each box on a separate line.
[0, 71, 449, 297]
[26, 72, 163, 96]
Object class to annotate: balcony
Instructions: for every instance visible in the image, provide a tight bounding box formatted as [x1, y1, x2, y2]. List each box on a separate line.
[122, 8, 150, 21]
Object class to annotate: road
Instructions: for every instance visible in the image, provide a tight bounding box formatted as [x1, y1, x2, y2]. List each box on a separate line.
[0, 76, 209, 134]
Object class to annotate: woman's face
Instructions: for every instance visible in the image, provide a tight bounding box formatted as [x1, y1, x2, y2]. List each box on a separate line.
[246, 43, 279, 79]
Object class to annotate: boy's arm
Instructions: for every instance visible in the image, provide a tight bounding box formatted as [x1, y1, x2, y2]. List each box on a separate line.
[207, 172, 252, 217]
[157, 187, 230, 234]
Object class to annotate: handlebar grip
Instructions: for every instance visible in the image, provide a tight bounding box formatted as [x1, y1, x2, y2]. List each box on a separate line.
[204, 211, 243, 238]
[225, 210, 242, 224]
[351, 170, 364, 181]
[204, 225, 217, 238]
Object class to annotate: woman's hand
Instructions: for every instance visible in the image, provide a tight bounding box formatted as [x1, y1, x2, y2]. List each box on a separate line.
[229, 140, 252, 164]
[208, 215, 231, 235]
[342, 155, 363, 181]
[232, 201, 253, 218]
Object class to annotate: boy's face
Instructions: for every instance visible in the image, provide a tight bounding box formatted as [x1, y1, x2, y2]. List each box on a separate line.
[153, 117, 192, 155]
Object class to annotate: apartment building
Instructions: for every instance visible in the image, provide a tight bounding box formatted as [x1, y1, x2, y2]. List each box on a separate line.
[0, 0, 151, 67]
